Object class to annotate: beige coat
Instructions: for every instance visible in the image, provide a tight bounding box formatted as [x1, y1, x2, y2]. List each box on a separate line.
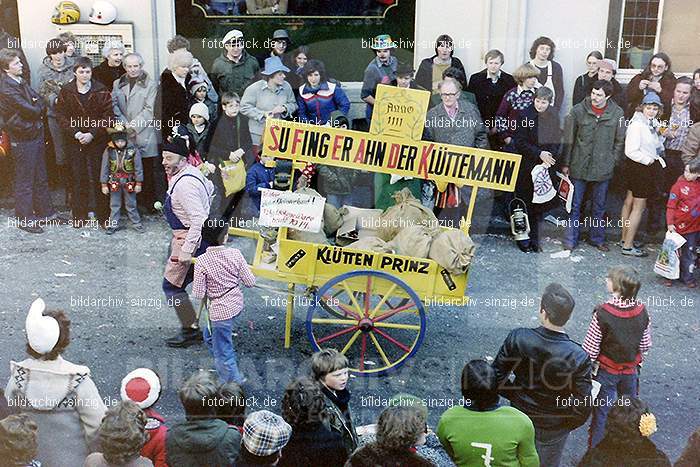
[681, 121, 700, 164]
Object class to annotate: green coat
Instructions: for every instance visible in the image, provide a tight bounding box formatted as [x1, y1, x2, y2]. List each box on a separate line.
[165, 419, 241, 467]
[210, 51, 260, 97]
[562, 97, 626, 182]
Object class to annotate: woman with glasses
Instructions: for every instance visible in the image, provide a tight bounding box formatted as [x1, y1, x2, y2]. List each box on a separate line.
[625, 52, 677, 118]
[572, 50, 603, 105]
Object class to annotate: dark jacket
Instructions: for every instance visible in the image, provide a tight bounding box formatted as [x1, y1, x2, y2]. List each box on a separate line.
[165, 418, 241, 467]
[573, 72, 598, 106]
[93, 60, 124, 89]
[511, 105, 561, 203]
[185, 121, 213, 159]
[208, 113, 253, 167]
[0, 73, 45, 141]
[492, 326, 593, 431]
[245, 161, 275, 209]
[155, 69, 191, 140]
[676, 428, 700, 467]
[210, 50, 260, 97]
[56, 79, 113, 146]
[467, 68, 516, 123]
[415, 55, 465, 93]
[562, 97, 626, 182]
[577, 436, 671, 466]
[317, 165, 355, 196]
[321, 386, 358, 456]
[278, 423, 347, 467]
[626, 71, 677, 118]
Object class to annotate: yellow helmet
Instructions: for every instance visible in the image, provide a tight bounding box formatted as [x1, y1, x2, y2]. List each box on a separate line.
[51, 1, 81, 25]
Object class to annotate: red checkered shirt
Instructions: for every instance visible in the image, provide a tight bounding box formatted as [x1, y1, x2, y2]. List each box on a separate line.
[193, 246, 256, 321]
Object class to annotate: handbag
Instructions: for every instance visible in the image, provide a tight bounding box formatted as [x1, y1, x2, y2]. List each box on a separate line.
[220, 159, 246, 196]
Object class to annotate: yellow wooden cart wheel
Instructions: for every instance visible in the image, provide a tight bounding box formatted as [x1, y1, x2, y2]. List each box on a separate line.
[306, 270, 426, 376]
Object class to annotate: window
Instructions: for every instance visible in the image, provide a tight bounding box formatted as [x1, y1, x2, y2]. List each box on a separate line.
[618, 0, 663, 68]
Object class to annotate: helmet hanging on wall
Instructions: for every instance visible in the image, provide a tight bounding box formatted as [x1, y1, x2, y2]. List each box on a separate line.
[51, 1, 81, 25]
[89, 0, 117, 25]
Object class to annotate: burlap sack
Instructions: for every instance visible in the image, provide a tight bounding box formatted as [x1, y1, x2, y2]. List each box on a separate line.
[288, 228, 330, 244]
[346, 237, 395, 254]
[336, 206, 383, 246]
[428, 230, 476, 275]
[389, 224, 439, 258]
[378, 188, 438, 241]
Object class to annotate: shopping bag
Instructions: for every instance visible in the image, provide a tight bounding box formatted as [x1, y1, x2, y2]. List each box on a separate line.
[557, 172, 574, 213]
[220, 159, 246, 196]
[653, 231, 686, 280]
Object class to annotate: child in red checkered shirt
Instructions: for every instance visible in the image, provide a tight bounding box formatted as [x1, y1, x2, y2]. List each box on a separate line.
[193, 221, 255, 384]
[666, 160, 700, 288]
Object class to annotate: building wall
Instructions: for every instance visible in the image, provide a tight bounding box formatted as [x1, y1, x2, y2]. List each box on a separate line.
[17, 0, 175, 88]
[659, 0, 700, 72]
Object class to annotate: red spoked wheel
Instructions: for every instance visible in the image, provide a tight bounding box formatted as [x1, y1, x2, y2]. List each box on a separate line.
[306, 270, 426, 376]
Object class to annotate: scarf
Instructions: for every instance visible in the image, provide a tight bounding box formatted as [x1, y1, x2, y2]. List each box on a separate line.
[321, 385, 351, 413]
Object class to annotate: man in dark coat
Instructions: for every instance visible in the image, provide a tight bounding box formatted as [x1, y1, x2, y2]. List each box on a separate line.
[56, 57, 114, 225]
[0, 48, 60, 233]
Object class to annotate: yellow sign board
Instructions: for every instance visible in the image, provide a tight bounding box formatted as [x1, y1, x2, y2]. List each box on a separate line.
[263, 119, 521, 192]
[370, 84, 430, 141]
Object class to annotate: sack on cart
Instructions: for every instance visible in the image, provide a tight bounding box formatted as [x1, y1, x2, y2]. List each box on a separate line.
[378, 188, 438, 241]
[429, 230, 476, 275]
[346, 237, 395, 254]
[337, 206, 383, 245]
[389, 224, 440, 258]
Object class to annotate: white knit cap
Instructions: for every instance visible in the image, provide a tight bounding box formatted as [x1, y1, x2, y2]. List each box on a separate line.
[121, 368, 161, 409]
[222, 29, 244, 45]
[25, 298, 60, 354]
[189, 102, 210, 121]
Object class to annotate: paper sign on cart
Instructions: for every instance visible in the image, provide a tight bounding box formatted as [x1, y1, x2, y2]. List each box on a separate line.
[258, 189, 325, 232]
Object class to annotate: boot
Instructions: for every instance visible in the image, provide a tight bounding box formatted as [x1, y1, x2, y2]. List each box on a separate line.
[165, 327, 203, 348]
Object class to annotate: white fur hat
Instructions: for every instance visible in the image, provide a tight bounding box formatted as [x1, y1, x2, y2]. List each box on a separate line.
[121, 368, 161, 409]
[189, 102, 210, 121]
[25, 298, 60, 354]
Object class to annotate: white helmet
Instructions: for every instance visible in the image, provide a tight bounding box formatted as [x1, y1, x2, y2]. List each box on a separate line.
[89, 0, 117, 24]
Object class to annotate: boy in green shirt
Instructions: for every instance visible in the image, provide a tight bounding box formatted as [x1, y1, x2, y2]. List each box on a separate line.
[437, 360, 539, 467]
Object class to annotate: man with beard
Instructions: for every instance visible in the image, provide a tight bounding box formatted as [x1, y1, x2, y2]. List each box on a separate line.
[160, 135, 215, 348]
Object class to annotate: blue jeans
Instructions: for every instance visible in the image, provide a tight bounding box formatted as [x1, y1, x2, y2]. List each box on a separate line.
[203, 317, 244, 383]
[534, 426, 570, 467]
[680, 232, 699, 284]
[589, 368, 639, 447]
[564, 178, 610, 248]
[12, 137, 55, 221]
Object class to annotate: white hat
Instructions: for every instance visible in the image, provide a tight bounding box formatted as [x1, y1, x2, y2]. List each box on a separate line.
[189, 102, 210, 121]
[531, 164, 557, 204]
[25, 298, 60, 354]
[222, 29, 244, 45]
[121, 368, 161, 409]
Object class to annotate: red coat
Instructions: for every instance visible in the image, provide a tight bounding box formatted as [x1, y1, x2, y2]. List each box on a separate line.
[667, 176, 700, 234]
[143, 408, 168, 467]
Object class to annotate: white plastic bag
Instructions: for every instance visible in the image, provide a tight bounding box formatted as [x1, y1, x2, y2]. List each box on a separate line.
[653, 231, 686, 280]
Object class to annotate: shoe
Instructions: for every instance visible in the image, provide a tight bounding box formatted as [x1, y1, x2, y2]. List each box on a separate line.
[686, 281, 697, 289]
[166, 328, 203, 348]
[105, 226, 117, 235]
[18, 224, 44, 234]
[621, 247, 648, 257]
[588, 242, 610, 252]
[616, 240, 644, 249]
[132, 223, 145, 233]
[663, 279, 673, 287]
[516, 240, 530, 253]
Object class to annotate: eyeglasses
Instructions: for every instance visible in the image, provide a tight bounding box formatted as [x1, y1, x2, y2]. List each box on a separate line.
[440, 92, 458, 97]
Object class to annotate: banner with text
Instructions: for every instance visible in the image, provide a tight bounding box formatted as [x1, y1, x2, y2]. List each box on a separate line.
[258, 189, 325, 232]
[264, 119, 521, 192]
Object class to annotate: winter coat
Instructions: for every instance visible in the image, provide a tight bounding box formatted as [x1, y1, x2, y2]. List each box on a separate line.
[297, 81, 351, 124]
[240, 79, 297, 145]
[245, 161, 275, 209]
[467, 69, 516, 123]
[56, 79, 114, 147]
[112, 72, 159, 158]
[185, 121, 212, 159]
[155, 69, 191, 140]
[321, 387, 358, 456]
[577, 436, 671, 466]
[424, 99, 489, 149]
[278, 423, 347, 467]
[4, 356, 107, 467]
[572, 72, 598, 106]
[142, 408, 168, 467]
[165, 418, 241, 467]
[625, 112, 664, 166]
[415, 55, 466, 93]
[37, 55, 74, 117]
[93, 60, 124, 90]
[562, 97, 626, 182]
[0, 73, 45, 141]
[210, 51, 260, 98]
[208, 113, 253, 167]
[625, 71, 677, 118]
[681, 122, 700, 164]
